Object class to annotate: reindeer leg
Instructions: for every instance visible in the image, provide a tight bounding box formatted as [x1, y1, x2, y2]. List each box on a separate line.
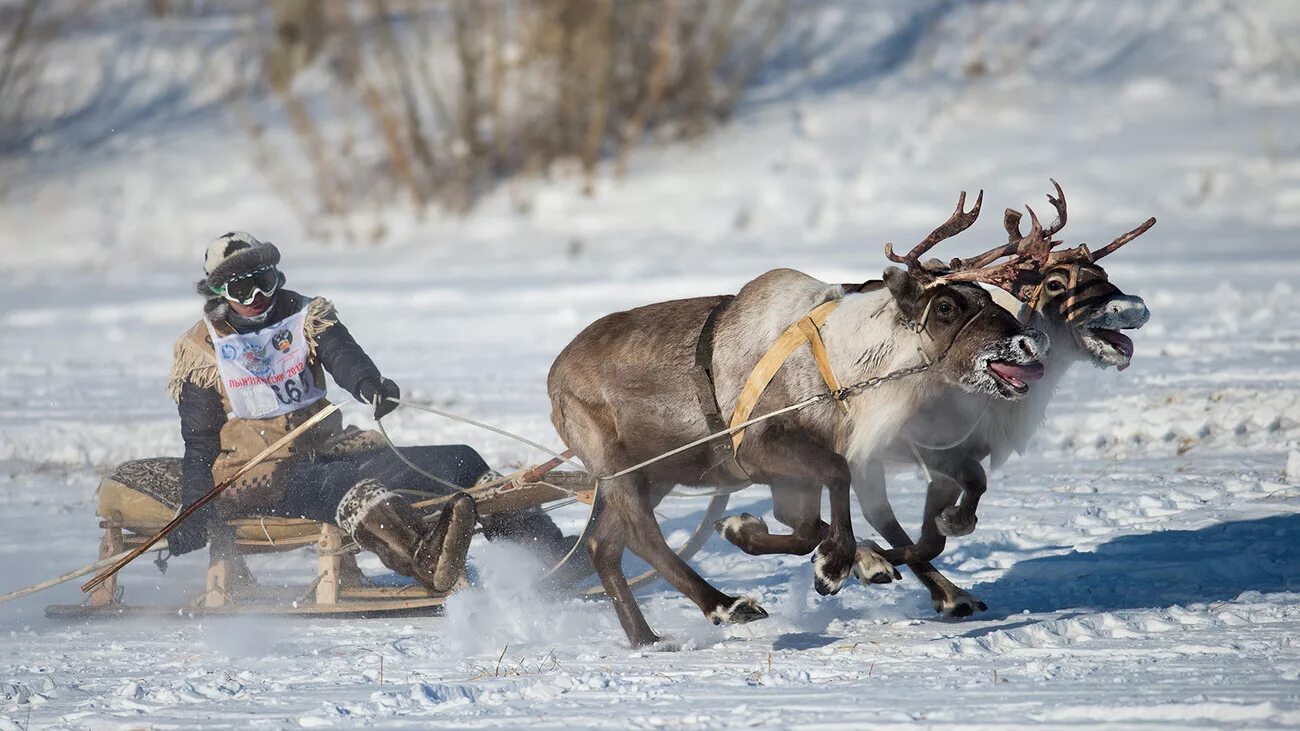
[561, 405, 671, 646]
[814, 472, 858, 597]
[852, 460, 986, 617]
[605, 471, 769, 629]
[930, 453, 987, 539]
[715, 487, 824, 556]
[586, 494, 659, 647]
[875, 446, 988, 566]
[874, 475, 955, 565]
[718, 485, 899, 586]
[742, 428, 858, 596]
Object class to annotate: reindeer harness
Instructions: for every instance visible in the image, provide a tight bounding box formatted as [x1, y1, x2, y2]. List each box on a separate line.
[694, 297, 847, 483]
[693, 287, 984, 483]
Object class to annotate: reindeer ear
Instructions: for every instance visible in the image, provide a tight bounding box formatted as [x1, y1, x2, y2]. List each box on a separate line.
[883, 266, 925, 319]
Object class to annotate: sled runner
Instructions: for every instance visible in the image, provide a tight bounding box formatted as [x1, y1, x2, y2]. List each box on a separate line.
[40, 456, 728, 618]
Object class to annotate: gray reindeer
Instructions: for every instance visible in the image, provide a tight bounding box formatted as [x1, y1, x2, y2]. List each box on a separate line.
[720, 182, 1156, 617]
[548, 192, 1052, 646]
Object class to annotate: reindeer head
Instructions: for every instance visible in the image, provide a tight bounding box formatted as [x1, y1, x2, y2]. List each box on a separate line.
[993, 182, 1155, 371]
[881, 191, 1049, 400]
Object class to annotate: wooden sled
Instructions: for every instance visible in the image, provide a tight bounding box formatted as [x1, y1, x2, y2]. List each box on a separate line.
[44, 457, 728, 618]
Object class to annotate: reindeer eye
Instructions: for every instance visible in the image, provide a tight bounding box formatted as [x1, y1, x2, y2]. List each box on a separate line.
[936, 300, 955, 316]
[1046, 280, 1066, 294]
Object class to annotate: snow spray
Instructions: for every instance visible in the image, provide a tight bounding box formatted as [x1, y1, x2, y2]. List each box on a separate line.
[442, 542, 613, 655]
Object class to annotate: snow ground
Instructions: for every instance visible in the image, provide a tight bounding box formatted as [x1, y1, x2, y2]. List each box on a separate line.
[2, 1, 1300, 728]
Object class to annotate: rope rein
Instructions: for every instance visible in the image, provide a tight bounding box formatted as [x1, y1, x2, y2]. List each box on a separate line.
[902, 397, 991, 451]
[381, 339, 948, 486]
[388, 398, 580, 467]
[375, 300, 988, 488]
[373, 413, 477, 494]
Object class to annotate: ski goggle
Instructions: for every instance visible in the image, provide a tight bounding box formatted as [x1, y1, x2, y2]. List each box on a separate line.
[213, 265, 280, 305]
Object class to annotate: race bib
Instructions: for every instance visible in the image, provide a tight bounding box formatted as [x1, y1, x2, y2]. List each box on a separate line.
[204, 307, 327, 419]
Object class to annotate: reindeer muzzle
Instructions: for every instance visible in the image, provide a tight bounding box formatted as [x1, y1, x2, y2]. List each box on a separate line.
[1098, 294, 1150, 330]
[1081, 294, 1148, 371]
[987, 360, 1045, 393]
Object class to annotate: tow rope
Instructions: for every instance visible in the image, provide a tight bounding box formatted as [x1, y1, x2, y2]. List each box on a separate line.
[380, 297, 983, 486]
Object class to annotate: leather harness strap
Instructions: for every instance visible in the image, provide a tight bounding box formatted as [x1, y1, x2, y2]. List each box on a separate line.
[795, 316, 850, 415]
[693, 296, 750, 482]
[729, 299, 842, 451]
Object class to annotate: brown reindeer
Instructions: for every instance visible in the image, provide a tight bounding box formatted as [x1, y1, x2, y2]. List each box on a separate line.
[731, 182, 1156, 617]
[548, 192, 1052, 646]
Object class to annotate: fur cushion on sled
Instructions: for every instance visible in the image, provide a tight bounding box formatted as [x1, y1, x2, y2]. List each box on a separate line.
[95, 458, 320, 547]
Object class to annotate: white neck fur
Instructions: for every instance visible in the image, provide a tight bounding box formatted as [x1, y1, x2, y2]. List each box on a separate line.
[954, 290, 1088, 467]
[820, 289, 943, 465]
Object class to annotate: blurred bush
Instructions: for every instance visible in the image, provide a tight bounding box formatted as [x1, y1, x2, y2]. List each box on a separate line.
[0, 0, 72, 190]
[232, 0, 789, 238]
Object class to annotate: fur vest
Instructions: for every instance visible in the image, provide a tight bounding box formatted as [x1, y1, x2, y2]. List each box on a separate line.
[168, 291, 346, 497]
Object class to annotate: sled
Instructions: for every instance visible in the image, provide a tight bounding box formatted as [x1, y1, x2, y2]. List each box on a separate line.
[40, 456, 729, 618]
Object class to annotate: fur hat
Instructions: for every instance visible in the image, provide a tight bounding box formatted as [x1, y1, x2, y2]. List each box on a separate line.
[196, 232, 281, 297]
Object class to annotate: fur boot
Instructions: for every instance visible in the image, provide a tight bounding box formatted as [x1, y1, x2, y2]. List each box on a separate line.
[336, 479, 477, 592]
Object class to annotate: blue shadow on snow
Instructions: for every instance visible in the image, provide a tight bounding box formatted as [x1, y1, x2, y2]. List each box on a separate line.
[971, 513, 1300, 618]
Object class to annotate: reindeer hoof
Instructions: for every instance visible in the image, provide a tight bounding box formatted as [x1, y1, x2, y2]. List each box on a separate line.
[708, 596, 769, 626]
[812, 538, 855, 596]
[932, 589, 988, 618]
[629, 631, 663, 648]
[852, 541, 902, 585]
[650, 638, 684, 652]
[935, 507, 977, 538]
[714, 513, 768, 545]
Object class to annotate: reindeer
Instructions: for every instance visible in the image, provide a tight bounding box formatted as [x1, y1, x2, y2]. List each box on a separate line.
[548, 192, 1052, 646]
[721, 182, 1156, 617]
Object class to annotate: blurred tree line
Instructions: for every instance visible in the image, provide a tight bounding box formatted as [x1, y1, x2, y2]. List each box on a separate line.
[226, 0, 787, 237]
[1, 0, 789, 237]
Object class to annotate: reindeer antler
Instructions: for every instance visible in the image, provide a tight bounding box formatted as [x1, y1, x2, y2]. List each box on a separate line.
[958, 179, 1068, 271]
[916, 180, 1069, 295]
[1047, 216, 1157, 265]
[939, 206, 1056, 291]
[1036, 178, 1068, 240]
[884, 190, 984, 276]
[1089, 216, 1156, 260]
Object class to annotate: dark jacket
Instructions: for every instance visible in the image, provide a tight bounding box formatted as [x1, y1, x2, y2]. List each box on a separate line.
[175, 290, 383, 509]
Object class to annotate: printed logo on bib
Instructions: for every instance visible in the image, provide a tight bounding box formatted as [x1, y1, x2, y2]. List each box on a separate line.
[239, 341, 274, 377]
[204, 306, 326, 419]
[271, 329, 293, 353]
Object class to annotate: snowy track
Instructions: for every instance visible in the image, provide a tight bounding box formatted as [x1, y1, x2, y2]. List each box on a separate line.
[2, 454, 1297, 728]
[3, 1, 1300, 727]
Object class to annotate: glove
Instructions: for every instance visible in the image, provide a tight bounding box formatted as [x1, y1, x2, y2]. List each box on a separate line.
[357, 377, 401, 420]
[168, 504, 213, 557]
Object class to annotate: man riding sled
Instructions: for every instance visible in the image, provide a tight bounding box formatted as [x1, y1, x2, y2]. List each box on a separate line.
[167, 232, 566, 592]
